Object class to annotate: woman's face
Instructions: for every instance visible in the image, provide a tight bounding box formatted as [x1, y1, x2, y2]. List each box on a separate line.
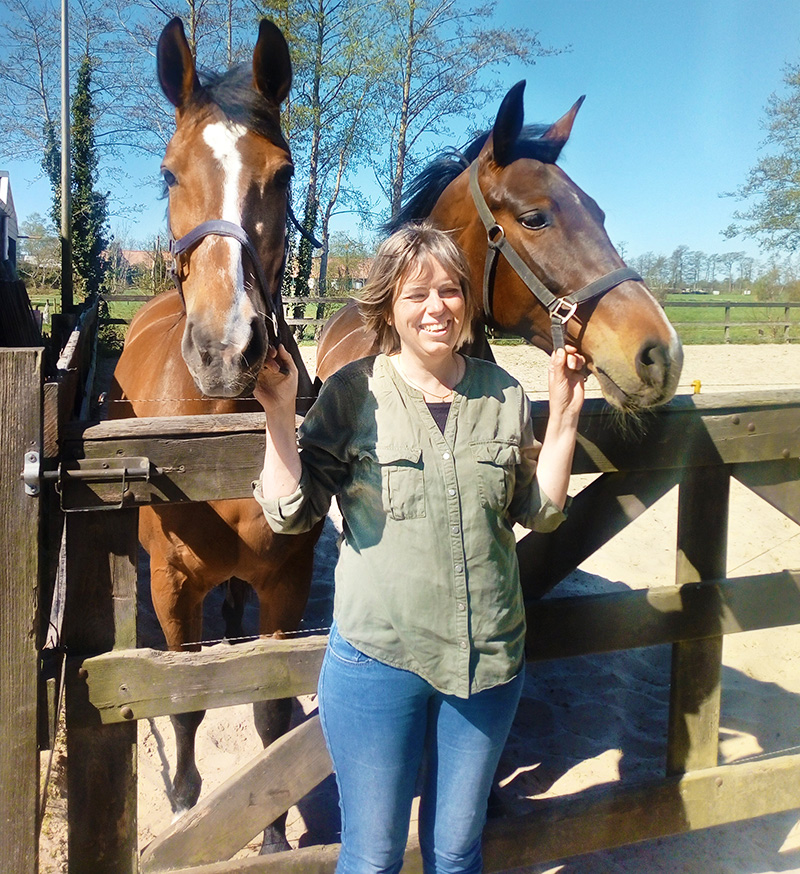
[390, 257, 466, 362]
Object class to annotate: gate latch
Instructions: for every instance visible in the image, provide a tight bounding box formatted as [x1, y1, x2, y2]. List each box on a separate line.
[22, 454, 155, 509]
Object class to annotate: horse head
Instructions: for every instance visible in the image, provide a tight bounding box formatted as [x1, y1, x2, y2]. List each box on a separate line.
[158, 17, 293, 398]
[433, 81, 683, 412]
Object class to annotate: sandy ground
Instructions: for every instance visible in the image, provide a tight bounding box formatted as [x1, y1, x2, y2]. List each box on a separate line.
[38, 344, 800, 873]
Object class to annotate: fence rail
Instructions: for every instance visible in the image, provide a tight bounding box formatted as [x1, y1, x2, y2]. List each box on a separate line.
[664, 300, 800, 342]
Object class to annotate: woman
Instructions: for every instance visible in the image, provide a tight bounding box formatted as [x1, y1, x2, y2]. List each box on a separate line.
[253, 223, 585, 874]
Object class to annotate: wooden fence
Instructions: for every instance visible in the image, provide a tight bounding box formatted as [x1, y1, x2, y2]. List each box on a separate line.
[3, 323, 798, 871]
[665, 300, 800, 343]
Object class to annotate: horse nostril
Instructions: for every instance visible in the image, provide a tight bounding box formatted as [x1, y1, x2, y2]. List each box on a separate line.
[241, 319, 267, 369]
[636, 341, 669, 384]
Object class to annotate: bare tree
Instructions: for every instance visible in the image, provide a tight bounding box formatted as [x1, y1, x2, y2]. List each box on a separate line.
[372, 0, 562, 218]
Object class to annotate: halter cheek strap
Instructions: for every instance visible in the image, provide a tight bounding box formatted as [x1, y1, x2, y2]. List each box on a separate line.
[168, 208, 322, 348]
[468, 161, 641, 350]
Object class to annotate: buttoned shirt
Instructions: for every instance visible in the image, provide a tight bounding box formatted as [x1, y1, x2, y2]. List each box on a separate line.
[254, 353, 566, 698]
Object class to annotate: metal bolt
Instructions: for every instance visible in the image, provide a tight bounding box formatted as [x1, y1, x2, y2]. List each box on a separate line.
[120, 706, 134, 720]
[119, 684, 128, 693]
[782, 449, 791, 459]
[747, 422, 755, 433]
[731, 415, 740, 425]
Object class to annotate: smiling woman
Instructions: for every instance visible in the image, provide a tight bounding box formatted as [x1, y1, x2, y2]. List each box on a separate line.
[252, 222, 587, 874]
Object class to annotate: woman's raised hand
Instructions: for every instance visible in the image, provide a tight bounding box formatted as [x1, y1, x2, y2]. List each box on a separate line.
[547, 344, 587, 423]
[254, 344, 298, 413]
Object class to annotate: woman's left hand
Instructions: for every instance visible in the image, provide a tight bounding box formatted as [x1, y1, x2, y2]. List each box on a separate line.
[547, 344, 587, 421]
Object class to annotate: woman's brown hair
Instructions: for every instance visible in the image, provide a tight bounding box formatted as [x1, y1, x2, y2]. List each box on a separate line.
[357, 223, 476, 355]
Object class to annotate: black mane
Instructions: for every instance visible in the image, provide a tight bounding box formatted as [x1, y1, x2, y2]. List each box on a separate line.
[196, 65, 289, 151]
[386, 124, 564, 234]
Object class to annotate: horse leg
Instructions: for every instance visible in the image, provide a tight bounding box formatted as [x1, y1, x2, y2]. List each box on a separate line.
[171, 710, 205, 812]
[221, 577, 249, 641]
[250, 525, 321, 853]
[253, 697, 294, 853]
[148, 554, 208, 814]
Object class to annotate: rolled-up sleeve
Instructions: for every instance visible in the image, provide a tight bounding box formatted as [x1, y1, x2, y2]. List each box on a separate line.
[253, 373, 354, 534]
[507, 391, 568, 533]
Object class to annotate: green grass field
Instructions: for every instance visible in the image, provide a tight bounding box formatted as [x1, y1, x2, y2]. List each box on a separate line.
[28, 289, 800, 346]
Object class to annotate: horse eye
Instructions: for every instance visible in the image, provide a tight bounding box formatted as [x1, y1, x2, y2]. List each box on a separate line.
[162, 168, 177, 188]
[274, 165, 294, 188]
[519, 211, 549, 231]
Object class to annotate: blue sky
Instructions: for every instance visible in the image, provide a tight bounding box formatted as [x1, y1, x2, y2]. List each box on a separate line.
[4, 0, 800, 263]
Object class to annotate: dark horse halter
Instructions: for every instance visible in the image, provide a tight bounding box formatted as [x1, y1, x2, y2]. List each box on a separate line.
[468, 161, 641, 350]
[168, 205, 320, 348]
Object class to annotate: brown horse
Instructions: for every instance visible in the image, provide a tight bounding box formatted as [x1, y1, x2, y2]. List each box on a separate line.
[109, 18, 322, 851]
[316, 82, 683, 411]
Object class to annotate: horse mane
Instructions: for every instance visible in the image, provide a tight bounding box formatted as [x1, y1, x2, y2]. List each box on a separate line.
[194, 65, 289, 151]
[386, 123, 565, 233]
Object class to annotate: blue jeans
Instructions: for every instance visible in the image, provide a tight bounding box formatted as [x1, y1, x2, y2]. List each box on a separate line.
[318, 623, 524, 874]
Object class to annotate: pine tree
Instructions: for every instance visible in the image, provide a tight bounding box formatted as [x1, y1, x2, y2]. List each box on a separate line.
[71, 53, 109, 298]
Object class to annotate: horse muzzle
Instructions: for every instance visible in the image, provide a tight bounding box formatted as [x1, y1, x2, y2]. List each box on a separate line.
[181, 313, 267, 397]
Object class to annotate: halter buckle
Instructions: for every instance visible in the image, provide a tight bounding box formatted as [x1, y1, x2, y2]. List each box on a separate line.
[487, 224, 505, 247]
[552, 298, 578, 325]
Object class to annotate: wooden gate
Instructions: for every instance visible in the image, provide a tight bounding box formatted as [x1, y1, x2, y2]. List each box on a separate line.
[1, 339, 799, 872]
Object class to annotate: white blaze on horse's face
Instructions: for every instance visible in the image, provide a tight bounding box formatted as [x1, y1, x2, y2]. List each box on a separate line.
[202, 120, 258, 352]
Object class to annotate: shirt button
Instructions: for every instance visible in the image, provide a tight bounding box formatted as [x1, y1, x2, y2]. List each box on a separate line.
[459, 640, 468, 650]
[451, 525, 459, 534]
[448, 488, 456, 496]
[457, 602, 466, 612]
[442, 451, 451, 460]
[455, 564, 463, 573]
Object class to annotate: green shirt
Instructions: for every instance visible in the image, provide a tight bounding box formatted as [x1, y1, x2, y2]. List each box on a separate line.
[254, 353, 566, 698]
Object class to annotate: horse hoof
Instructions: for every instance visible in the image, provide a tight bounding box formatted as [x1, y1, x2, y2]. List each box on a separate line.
[259, 826, 291, 855]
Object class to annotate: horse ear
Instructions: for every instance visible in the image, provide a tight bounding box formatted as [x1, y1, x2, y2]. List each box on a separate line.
[157, 17, 201, 109]
[542, 95, 586, 144]
[491, 80, 526, 166]
[253, 19, 292, 105]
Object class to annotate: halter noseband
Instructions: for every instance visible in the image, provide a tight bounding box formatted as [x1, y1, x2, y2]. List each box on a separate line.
[468, 161, 641, 350]
[168, 205, 322, 348]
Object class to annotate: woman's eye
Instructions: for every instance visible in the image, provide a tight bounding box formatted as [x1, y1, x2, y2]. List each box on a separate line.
[162, 168, 177, 187]
[519, 211, 549, 231]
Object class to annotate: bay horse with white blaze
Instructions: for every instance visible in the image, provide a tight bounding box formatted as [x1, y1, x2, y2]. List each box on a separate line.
[317, 82, 683, 412]
[109, 18, 322, 851]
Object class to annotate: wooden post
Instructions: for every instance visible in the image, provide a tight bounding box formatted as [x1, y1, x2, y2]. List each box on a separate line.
[667, 464, 730, 775]
[63, 509, 139, 874]
[0, 348, 43, 874]
[724, 305, 731, 343]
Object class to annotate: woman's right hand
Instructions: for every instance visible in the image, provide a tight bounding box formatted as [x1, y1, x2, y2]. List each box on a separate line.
[254, 344, 298, 413]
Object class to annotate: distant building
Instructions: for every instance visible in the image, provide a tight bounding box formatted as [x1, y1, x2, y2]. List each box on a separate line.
[121, 249, 155, 270]
[0, 171, 19, 278]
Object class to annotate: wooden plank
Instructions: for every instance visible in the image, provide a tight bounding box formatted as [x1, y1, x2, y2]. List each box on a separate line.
[140, 715, 333, 872]
[481, 752, 800, 872]
[80, 635, 327, 724]
[149, 752, 800, 874]
[526, 570, 800, 660]
[733, 459, 800, 526]
[0, 347, 42, 874]
[667, 465, 730, 775]
[63, 509, 139, 874]
[55, 391, 800, 510]
[518, 468, 679, 598]
[75, 571, 800, 724]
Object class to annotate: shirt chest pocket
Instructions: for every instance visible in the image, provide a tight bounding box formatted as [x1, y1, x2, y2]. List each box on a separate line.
[368, 445, 426, 520]
[470, 441, 521, 512]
